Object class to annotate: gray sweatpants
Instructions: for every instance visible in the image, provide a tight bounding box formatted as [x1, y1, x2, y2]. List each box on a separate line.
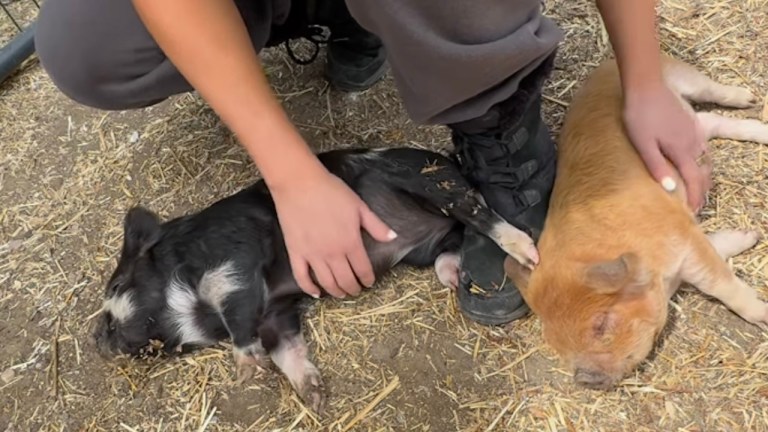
[35, 0, 563, 125]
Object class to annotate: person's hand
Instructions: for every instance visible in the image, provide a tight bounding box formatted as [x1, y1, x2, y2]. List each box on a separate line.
[270, 166, 398, 299]
[623, 83, 712, 212]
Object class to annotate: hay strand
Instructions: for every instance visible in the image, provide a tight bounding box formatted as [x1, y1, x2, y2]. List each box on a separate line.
[341, 376, 401, 432]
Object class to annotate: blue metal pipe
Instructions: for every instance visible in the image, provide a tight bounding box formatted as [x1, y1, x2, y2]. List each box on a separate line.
[0, 20, 36, 84]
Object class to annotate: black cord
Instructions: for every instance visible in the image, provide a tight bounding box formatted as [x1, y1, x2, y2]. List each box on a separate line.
[283, 25, 328, 66]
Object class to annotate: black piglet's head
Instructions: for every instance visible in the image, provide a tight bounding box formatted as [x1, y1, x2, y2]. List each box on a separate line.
[91, 206, 171, 359]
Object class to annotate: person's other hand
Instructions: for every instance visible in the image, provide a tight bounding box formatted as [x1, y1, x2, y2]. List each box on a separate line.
[271, 166, 397, 299]
[623, 83, 712, 212]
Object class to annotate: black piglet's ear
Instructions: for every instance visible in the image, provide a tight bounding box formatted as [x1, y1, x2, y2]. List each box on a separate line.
[123, 206, 162, 258]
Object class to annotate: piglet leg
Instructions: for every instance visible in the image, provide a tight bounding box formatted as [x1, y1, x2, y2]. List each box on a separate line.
[663, 57, 768, 145]
[375, 150, 540, 269]
[488, 220, 540, 269]
[682, 229, 768, 327]
[270, 332, 326, 413]
[662, 57, 760, 109]
[707, 230, 763, 260]
[233, 340, 270, 385]
[435, 252, 461, 289]
[441, 190, 539, 269]
[697, 112, 768, 144]
[197, 266, 273, 385]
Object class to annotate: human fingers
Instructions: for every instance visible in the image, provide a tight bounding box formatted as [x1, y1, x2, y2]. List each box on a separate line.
[634, 136, 679, 193]
[308, 259, 345, 299]
[346, 237, 376, 289]
[359, 204, 397, 243]
[289, 254, 321, 298]
[671, 150, 706, 212]
[329, 255, 363, 297]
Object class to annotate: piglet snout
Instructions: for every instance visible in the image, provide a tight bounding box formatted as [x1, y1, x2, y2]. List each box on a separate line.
[89, 317, 118, 359]
[574, 367, 614, 390]
[87, 331, 98, 348]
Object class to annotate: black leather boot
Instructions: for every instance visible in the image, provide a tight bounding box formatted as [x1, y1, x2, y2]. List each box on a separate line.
[316, 0, 387, 91]
[448, 52, 558, 326]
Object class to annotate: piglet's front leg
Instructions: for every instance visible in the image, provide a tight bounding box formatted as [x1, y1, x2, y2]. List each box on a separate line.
[197, 265, 270, 385]
[437, 189, 539, 269]
[489, 221, 540, 269]
[403, 159, 540, 270]
[683, 229, 768, 327]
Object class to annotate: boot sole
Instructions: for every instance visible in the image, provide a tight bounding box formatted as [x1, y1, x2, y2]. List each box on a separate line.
[456, 283, 531, 326]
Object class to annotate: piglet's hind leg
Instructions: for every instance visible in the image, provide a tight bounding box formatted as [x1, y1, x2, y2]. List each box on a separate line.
[269, 332, 326, 413]
[662, 57, 759, 109]
[682, 229, 768, 327]
[435, 252, 461, 289]
[259, 300, 326, 413]
[697, 112, 768, 144]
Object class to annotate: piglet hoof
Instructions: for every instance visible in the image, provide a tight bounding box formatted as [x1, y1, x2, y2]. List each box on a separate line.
[725, 87, 760, 108]
[297, 370, 327, 414]
[741, 302, 768, 329]
[492, 223, 540, 269]
[235, 357, 270, 386]
[506, 240, 540, 271]
[745, 230, 763, 247]
[757, 304, 768, 328]
[233, 347, 270, 386]
[235, 362, 259, 386]
[728, 230, 762, 255]
[522, 243, 540, 269]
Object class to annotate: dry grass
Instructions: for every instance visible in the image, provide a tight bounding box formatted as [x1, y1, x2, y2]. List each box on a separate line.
[2, 0, 768, 430]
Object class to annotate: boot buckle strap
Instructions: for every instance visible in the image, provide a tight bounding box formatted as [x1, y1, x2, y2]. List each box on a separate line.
[497, 125, 529, 155]
[487, 159, 538, 189]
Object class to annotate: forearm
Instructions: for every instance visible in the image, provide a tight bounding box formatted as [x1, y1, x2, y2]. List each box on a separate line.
[131, 0, 326, 188]
[595, 0, 664, 92]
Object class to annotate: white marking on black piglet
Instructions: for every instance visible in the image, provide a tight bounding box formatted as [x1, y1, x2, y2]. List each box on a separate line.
[167, 277, 213, 346]
[198, 261, 242, 313]
[349, 149, 384, 168]
[490, 220, 540, 269]
[271, 333, 325, 412]
[102, 292, 136, 322]
[435, 252, 461, 289]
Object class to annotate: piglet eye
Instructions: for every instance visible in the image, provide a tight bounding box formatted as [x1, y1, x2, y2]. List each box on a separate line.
[109, 279, 123, 293]
[593, 312, 609, 338]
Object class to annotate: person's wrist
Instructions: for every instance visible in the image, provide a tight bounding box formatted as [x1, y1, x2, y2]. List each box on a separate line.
[614, 46, 665, 97]
[265, 156, 329, 196]
[622, 73, 668, 110]
[237, 112, 329, 192]
[620, 50, 666, 93]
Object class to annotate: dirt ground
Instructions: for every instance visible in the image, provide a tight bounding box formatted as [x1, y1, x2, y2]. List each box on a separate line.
[2, 1, 768, 431]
